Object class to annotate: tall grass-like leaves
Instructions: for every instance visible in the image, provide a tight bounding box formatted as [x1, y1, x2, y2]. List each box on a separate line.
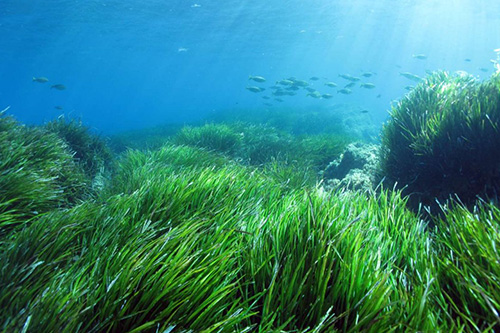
[0, 113, 88, 237]
[5, 132, 496, 332]
[239, 187, 437, 332]
[434, 200, 500, 331]
[172, 123, 243, 155]
[380, 71, 500, 210]
[45, 117, 114, 181]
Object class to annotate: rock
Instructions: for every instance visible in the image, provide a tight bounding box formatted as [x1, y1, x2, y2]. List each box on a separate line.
[322, 142, 379, 191]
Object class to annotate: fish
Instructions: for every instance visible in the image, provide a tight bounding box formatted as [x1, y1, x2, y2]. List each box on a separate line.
[360, 110, 369, 113]
[249, 75, 266, 82]
[305, 87, 316, 92]
[399, 72, 423, 82]
[376, 94, 381, 98]
[360, 83, 376, 89]
[324, 82, 337, 87]
[404, 85, 414, 91]
[338, 74, 360, 82]
[306, 91, 322, 98]
[479, 67, 489, 72]
[276, 79, 294, 86]
[178, 47, 188, 52]
[344, 82, 356, 89]
[54, 106, 64, 110]
[290, 79, 309, 87]
[309, 76, 320, 81]
[321, 94, 333, 99]
[494, 48, 500, 53]
[191, 4, 201, 8]
[337, 88, 352, 95]
[1, 105, 11, 113]
[246, 86, 265, 93]
[33, 77, 49, 83]
[412, 54, 427, 60]
[262, 96, 270, 100]
[274, 98, 284, 102]
[361, 72, 375, 77]
[464, 58, 472, 62]
[51, 84, 66, 90]
[286, 86, 300, 91]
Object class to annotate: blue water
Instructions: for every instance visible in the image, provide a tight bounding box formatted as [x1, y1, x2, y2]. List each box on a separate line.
[1, 0, 499, 133]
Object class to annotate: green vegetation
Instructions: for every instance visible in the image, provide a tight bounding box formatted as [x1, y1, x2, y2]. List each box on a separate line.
[173, 123, 243, 155]
[206, 105, 376, 139]
[380, 71, 500, 211]
[0, 112, 88, 237]
[108, 123, 182, 153]
[434, 200, 500, 331]
[171, 122, 350, 174]
[2, 94, 500, 332]
[44, 117, 114, 182]
[0, 143, 434, 332]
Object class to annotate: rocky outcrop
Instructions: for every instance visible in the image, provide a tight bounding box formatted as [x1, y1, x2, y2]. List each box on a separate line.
[322, 142, 379, 191]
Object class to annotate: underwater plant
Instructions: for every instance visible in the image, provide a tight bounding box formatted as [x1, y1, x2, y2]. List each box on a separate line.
[172, 123, 243, 155]
[298, 133, 352, 172]
[0, 142, 441, 332]
[433, 200, 500, 331]
[45, 116, 114, 182]
[4, 132, 500, 331]
[108, 123, 182, 153]
[380, 71, 500, 212]
[0, 113, 88, 237]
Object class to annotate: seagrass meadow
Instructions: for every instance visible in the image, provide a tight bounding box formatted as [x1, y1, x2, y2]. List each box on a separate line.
[1, 72, 500, 332]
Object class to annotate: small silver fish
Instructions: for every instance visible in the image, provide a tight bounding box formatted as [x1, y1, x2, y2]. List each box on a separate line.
[400, 72, 423, 82]
[360, 83, 376, 89]
[291, 79, 309, 87]
[249, 75, 266, 82]
[246, 86, 265, 93]
[337, 88, 352, 95]
[276, 79, 294, 86]
[306, 91, 322, 98]
[33, 76, 49, 83]
[412, 54, 427, 60]
[361, 72, 375, 77]
[338, 74, 360, 82]
[51, 84, 66, 90]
